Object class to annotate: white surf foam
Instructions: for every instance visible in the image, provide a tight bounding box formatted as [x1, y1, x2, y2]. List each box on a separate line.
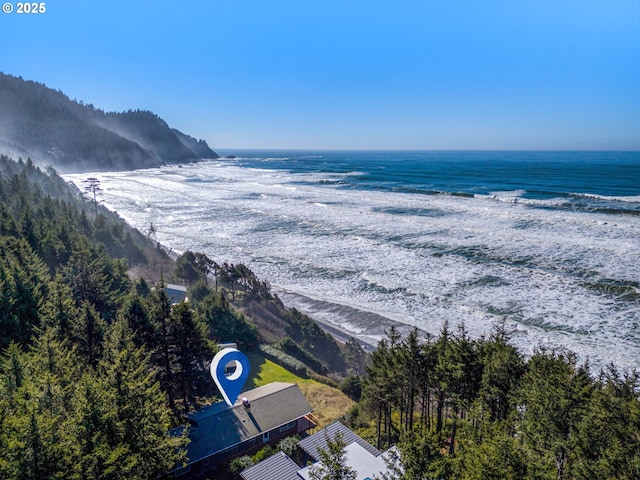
[572, 192, 640, 203]
[65, 162, 640, 371]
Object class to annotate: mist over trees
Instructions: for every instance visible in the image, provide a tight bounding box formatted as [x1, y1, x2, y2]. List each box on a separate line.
[0, 73, 219, 172]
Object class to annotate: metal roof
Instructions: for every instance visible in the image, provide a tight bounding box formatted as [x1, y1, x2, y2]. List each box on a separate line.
[297, 442, 389, 480]
[297, 421, 381, 462]
[240, 451, 301, 480]
[180, 382, 313, 465]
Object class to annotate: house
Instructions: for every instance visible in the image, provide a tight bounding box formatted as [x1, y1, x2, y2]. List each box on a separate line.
[297, 421, 381, 463]
[297, 442, 389, 480]
[240, 451, 301, 480]
[172, 382, 317, 478]
[165, 283, 188, 304]
[240, 421, 391, 480]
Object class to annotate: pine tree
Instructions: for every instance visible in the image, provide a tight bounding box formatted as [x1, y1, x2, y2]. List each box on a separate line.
[378, 429, 445, 480]
[362, 336, 394, 449]
[118, 294, 154, 349]
[148, 278, 176, 412]
[573, 367, 640, 479]
[169, 300, 213, 409]
[517, 350, 593, 480]
[197, 291, 258, 348]
[0, 332, 79, 479]
[0, 237, 48, 348]
[71, 301, 106, 368]
[41, 274, 78, 339]
[478, 324, 524, 421]
[309, 431, 357, 480]
[99, 318, 187, 478]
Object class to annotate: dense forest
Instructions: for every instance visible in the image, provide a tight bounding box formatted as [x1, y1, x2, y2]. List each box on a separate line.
[338, 323, 640, 479]
[0, 155, 221, 478]
[0, 73, 219, 172]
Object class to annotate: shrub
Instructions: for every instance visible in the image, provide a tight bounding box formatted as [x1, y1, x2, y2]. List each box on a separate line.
[228, 455, 253, 474]
[259, 344, 308, 377]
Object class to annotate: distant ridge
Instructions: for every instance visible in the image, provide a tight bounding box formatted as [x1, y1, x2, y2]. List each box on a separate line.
[0, 72, 219, 172]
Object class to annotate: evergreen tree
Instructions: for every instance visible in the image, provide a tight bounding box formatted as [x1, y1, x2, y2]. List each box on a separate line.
[169, 301, 214, 409]
[0, 332, 80, 479]
[309, 431, 357, 480]
[0, 237, 48, 348]
[378, 429, 445, 480]
[71, 301, 106, 368]
[67, 371, 119, 479]
[450, 421, 526, 480]
[362, 336, 395, 449]
[148, 278, 176, 412]
[118, 294, 154, 349]
[99, 318, 187, 478]
[477, 323, 524, 421]
[573, 367, 640, 479]
[517, 350, 593, 480]
[41, 274, 78, 339]
[175, 250, 203, 285]
[197, 291, 258, 348]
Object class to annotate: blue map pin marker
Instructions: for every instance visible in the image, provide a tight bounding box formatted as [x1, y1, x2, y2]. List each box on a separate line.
[210, 348, 250, 406]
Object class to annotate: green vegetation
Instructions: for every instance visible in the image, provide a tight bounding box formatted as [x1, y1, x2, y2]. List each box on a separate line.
[247, 351, 355, 426]
[0, 154, 362, 478]
[344, 323, 640, 480]
[0, 156, 216, 477]
[309, 431, 357, 480]
[175, 249, 370, 379]
[0, 73, 218, 172]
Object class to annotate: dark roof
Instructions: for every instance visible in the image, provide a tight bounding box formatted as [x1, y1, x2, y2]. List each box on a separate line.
[165, 283, 187, 303]
[240, 451, 301, 480]
[180, 382, 313, 465]
[297, 421, 381, 461]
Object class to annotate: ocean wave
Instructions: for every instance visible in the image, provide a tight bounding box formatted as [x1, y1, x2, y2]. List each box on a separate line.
[474, 193, 569, 207]
[571, 192, 640, 203]
[62, 157, 640, 371]
[489, 189, 528, 198]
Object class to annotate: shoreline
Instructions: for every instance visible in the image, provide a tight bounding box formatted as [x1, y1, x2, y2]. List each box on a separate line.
[274, 289, 423, 353]
[144, 239, 382, 352]
[62, 158, 640, 374]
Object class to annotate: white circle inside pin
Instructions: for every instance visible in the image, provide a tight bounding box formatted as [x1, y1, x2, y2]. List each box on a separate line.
[224, 359, 243, 380]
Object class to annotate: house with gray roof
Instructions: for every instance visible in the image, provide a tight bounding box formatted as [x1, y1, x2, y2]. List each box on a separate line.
[240, 421, 391, 480]
[172, 382, 317, 478]
[297, 421, 381, 463]
[240, 451, 301, 480]
[297, 442, 389, 480]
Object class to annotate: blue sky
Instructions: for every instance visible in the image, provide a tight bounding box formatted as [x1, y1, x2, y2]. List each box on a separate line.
[1, 0, 639, 150]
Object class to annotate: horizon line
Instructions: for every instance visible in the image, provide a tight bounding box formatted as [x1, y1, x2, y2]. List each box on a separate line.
[214, 147, 640, 153]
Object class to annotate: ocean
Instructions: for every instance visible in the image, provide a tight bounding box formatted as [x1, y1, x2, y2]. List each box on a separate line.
[65, 150, 640, 371]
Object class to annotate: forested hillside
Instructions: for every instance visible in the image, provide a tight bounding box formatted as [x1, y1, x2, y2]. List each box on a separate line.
[0, 154, 369, 479]
[0, 156, 176, 477]
[0, 73, 219, 172]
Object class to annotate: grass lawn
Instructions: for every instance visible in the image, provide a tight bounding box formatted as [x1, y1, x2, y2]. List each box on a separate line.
[246, 351, 354, 427]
